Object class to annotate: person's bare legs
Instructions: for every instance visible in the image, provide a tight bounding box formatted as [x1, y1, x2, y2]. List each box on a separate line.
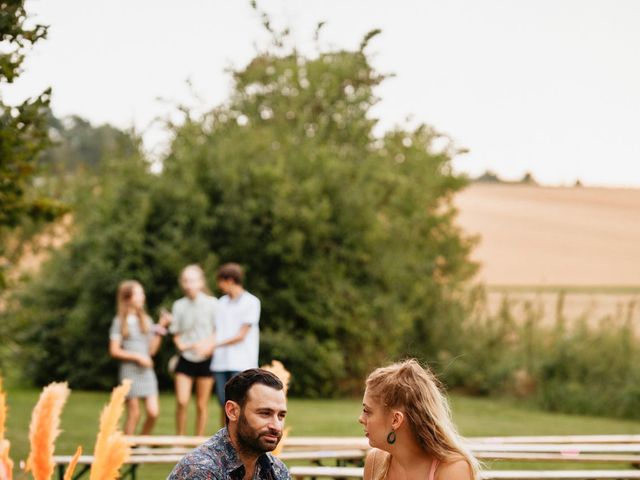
[175, 373, 193, 435]
[194, 376, 214, 436]
[141, 394, 160, 435]
[124, 397, 141, 435]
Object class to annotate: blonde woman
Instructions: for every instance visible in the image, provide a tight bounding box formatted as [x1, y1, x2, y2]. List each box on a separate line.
[109, 280, 170, 435]
[359, 359, 479, 480]
[169, 264, 218, 435]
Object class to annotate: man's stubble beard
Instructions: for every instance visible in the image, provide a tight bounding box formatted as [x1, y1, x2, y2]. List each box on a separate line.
[236, 411, 282, 457]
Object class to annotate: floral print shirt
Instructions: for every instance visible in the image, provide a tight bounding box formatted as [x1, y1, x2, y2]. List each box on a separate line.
[167, 428, 291, 480]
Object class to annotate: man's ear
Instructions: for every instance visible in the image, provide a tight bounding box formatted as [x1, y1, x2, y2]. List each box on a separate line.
[225, 400, 240, 422]
[391, 410, 405, 430]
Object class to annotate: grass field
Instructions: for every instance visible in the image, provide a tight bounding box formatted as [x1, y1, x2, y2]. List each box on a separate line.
[455, 184, 640, 327]
[455, 184, 640, 286]
[5, 390, 640, 479]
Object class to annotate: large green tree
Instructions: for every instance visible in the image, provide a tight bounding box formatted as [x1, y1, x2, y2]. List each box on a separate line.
[15, 29, 476, 395]
[0, 1, 64, 288]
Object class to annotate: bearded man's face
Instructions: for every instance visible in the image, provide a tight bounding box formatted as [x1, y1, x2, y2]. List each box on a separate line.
[235, 384, 287, 455]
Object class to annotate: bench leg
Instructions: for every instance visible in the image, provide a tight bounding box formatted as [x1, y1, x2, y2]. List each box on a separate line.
[72, 465, 91, 480]
[120, 463, 138, 480]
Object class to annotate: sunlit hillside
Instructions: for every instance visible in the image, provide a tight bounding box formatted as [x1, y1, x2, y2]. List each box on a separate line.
[456, 183, 640, 286]
[456, 183, 640, 324]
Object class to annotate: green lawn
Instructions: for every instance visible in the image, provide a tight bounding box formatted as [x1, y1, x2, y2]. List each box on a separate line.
[5, 390, 640, 479]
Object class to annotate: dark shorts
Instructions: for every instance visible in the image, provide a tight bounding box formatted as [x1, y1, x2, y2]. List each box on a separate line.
[175, 356, 213, 378]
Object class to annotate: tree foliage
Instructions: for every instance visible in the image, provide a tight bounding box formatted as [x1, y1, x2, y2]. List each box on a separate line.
[41, 115, 140, 174]
[0, 1, 65, 288]
[13, 30, 477, 395]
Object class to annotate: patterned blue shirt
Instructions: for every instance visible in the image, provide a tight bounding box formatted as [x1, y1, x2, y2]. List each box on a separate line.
[167, 428, 291, 480]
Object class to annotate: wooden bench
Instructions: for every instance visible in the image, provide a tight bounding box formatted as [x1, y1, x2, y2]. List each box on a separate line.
[123, 435, 640, 449]
[53, 448, 368, 479]
[472, 443, 640, 467]
[290, 465, 364, 479]
[469, 444, 640, 454]
[476, 451, 640, 463]
[55, 435, 640, 479]
[125, 434, 208, 447]
[472, 436, 640, 445]
[280, 449, 367, 465]
[289, 466, 640, 480]
[53, 454, 184, 480]
[482, 472, 640, 479]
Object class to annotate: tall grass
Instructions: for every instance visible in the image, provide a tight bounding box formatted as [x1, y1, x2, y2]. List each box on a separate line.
[436, 288, 640, 419]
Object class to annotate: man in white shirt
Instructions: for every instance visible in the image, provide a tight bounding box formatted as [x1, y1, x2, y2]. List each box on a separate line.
[197, 263, 261, 415]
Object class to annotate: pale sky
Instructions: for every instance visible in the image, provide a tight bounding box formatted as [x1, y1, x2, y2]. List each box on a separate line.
[5, 0, 640, 187]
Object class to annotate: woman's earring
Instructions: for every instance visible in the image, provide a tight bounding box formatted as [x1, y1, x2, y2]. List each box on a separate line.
[386, 430, 396, 444]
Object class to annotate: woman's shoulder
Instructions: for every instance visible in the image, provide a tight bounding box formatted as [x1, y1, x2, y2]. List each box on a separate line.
[202, 293, 218, 306]
[364, 448, 390, 480]
[110, 314, 131, 327]
[109, 315, 121, 336]
[366, 447, 388, 457]
[173, 296, 188, 309]
[435, 456, 474, 480]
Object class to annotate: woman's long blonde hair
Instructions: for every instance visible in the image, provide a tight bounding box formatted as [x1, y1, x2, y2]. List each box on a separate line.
[366, 359, 480, 479]
[116, 280, 150, 338]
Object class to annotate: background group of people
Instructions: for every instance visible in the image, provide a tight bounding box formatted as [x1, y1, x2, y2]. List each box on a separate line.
[108, 262, 260, 435]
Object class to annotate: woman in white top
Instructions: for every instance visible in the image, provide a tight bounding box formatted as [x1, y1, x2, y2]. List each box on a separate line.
[169, 264, 218, 436]
[109, 280, 170, 435]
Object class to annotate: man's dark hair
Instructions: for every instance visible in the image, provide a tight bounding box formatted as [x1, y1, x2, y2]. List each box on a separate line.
[225, 368, 284, 409]
[216, 262, 244, 285]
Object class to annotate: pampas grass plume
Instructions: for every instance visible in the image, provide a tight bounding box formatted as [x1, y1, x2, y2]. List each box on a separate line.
[0, 377, 6, 441]
[0, 439, 13, 480]
[63, 446, 82, 480]
[0, 378, 14, 480]
[25, 382, 71, 480]
[261, 360, 291, 395]
[89, 380, 132, 480]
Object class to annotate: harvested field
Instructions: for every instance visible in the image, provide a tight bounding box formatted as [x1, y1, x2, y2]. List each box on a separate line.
[455, 184, 640, 325]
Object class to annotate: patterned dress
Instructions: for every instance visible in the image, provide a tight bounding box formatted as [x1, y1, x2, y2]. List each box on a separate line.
[109, 314, 158, 398]
[167, 427, 290, 480]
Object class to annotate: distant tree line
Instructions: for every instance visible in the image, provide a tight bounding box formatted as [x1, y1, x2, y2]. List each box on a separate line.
[473, 170, 538, 185]
[473, 170, 584, 187]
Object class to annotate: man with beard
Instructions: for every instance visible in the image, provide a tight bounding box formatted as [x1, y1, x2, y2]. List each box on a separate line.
[167, 369, 290, 480]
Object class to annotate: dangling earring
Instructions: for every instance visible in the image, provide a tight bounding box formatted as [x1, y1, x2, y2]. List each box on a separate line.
[386, 430, 396, 444]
